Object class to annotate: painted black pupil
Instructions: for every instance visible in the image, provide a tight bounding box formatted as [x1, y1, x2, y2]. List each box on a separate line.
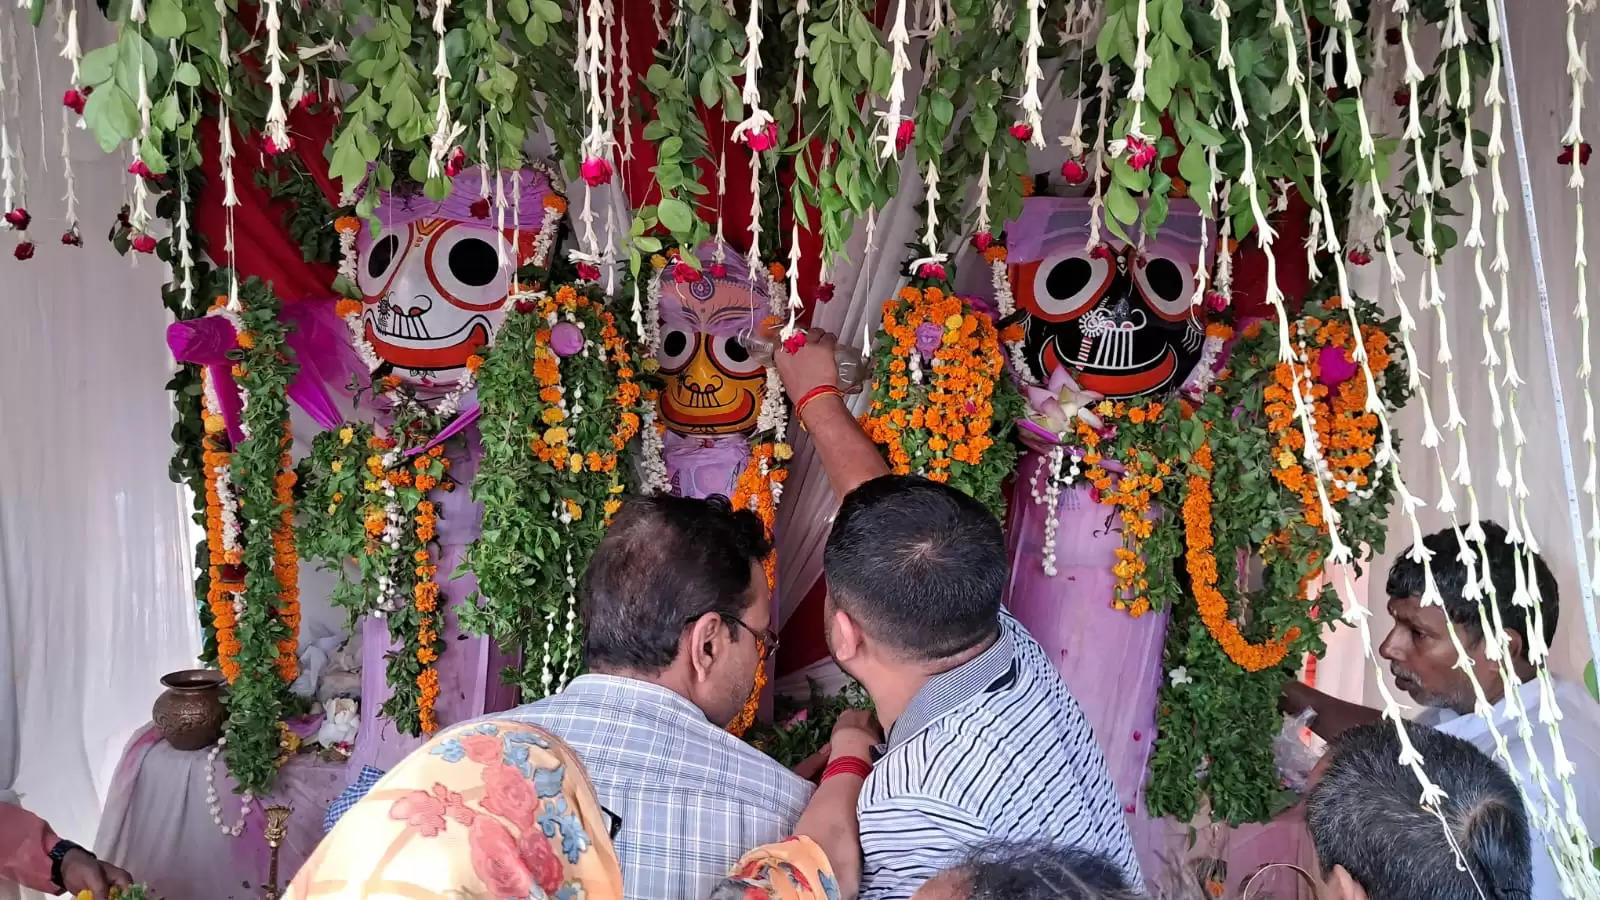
[722, 337, 750, 364]
[1046, 257, 1093, 300]
[663, 330, 689, 357]
[1145, 258, 1184, 301]
[449, 239, 500, 287]
[367, 235, 400, 279]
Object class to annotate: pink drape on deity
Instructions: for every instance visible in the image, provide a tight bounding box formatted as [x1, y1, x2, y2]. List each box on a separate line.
[1003, 467, 1168, 823]
[346, 428, 522, 775]
[662, 432, 751, 500]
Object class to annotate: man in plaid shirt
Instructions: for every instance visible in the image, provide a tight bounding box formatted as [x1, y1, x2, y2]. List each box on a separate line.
[501, 493, 813, 900]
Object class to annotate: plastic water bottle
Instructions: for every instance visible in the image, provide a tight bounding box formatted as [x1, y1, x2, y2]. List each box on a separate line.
[737, 330, 870, 390]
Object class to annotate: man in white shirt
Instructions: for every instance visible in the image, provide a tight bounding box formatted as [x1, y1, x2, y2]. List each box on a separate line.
[1283, 521, 1600, 899]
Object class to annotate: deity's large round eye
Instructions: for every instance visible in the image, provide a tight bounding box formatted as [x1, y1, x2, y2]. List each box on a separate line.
[659, 327, 696, 372]
[357, 232, 407, 297]
[428, 226, 512, 306]
[709, 334, 763, 378]
[1133, 254, 1199, 321]
[1027, 249, 1112, 321]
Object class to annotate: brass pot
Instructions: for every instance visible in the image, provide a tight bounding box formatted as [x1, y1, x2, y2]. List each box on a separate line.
[152, 669, 227, 751]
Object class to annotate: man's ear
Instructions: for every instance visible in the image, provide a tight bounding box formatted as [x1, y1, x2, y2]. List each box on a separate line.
[829, 603, 865, 664]
[685, 612, 727, 682]
[1322, 865, 1368, 900]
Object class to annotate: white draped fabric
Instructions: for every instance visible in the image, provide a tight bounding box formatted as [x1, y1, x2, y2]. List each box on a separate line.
[0, 12, 202, 896]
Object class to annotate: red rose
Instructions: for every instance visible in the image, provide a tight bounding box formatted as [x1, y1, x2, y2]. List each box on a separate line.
[1008, 123, 1033, 141]
[4, 207, 31, 230]
[62, 89, 86, 115]
[61, 229, 83, 246]
[13, 241, 34, 261]
[972, 231, 995, 252]
[744, 121, 780, 152]
[1393, 87, 1410, 107]
[131, 234, 158, 254]
[782, 331, 807, 353]
[895, 118, 916, 153]
[1204, 291, 1229, 312]
[1125, 136, 1157, 172]
[673, 263, 703, 283]
[1385, 26, 1402, 45]
[1090, 244, 1113, 261]
[709, 262, 728, 278]
[1346, 248, 1373, 266]
[515, 299, 537, 314]
[128, 160, 154, 179]
[917, 262, 947, 280]
[580, 156, 613, 186]
[1061, 158, 1089, 185]
[469, 198, 491, 219]
[264, 134, 293, 155]
[445, 146, 468, 177]
[1558, 142, 1592, 166]
[577, 262, 601, 281]
[814, 282, 835, 304]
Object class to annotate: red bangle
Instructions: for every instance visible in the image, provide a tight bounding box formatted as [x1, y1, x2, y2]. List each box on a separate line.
[821, 755, 872, 783]
[794, 385, 844, 427]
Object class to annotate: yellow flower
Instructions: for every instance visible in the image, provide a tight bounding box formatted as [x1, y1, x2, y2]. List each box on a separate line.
[327, 503, 339, 515]
[569, 454, 584, 473]
[773, 442, 794, 461]
[339, 427, 355, 446]
[330, 460, 343, 473]
[1097, 400, 1114, 416]
[544, 426, 570, 445]
[609, 482, 625, 494]
[564, 499, 584, 520]
[944, 314, 963, 330]
[365, 480, 380, 491]
[604, 498, 622, 517]
[542, 407, 567, 425]
[650, 254, 667, 270]
[641, 358, 661, 374]
[1277, 450, 1296, 469]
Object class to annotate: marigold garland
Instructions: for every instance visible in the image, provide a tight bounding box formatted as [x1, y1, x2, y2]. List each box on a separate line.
[726, 442, 785, 736]
[863, 286, 1023, 517]
[466, 283, 653, 701]
[1074, 403, 1171, 618]
[1184, 441, 1301, 672]
[201, 395, 244, 683]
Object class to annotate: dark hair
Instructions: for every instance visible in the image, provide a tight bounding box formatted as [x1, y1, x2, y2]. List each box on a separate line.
[955, 843, 1144, 899]
[823, 475, 1006, 661]
[1308, 722, 1532, 900]
[1385, 521, 1559, 661]
[580, 494, 771, 672]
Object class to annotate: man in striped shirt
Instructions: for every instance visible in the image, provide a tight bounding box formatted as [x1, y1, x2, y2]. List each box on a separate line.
[776, 330, 1143, 899]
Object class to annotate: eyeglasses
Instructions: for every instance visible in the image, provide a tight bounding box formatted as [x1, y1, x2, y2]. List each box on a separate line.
[683, 612, 780, 663]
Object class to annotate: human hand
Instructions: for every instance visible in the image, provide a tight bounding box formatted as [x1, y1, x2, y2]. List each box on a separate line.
[772, 328, 842, 402]
[59, 848, 132, 899]
[828, 708, 882, 762]
[793, 743, 831, 780]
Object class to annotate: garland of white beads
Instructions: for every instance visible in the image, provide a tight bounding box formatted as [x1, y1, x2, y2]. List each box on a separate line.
[205, 739, 253, 837]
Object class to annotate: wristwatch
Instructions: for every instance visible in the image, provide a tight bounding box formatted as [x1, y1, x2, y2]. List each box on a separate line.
[48, 839, 90, 892]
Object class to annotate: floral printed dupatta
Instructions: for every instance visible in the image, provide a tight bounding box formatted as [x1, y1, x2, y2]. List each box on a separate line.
[288, 720, 624, 899]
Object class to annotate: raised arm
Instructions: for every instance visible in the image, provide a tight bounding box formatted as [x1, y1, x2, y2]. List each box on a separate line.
[1281, 679, 1383, 741]
[773, 329, 890, 499]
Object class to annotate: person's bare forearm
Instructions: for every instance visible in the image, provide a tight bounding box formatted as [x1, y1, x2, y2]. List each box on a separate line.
[792, 775, 863, 899]
[800, 393, 890, 499]
[1282, 680, 1383, 741]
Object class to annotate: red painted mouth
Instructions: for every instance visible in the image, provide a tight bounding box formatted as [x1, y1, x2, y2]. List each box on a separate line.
[364, 321, 490, 372]
[662, 389, 758, 434]
[1046, 343, 1179, 398]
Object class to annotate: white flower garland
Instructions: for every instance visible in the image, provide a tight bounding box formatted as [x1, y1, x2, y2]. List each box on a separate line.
[204, 738, 252, 837]
[880, 0, 911, 158]
[261, 0, 290, 152]
[1018, 0, 1046, 148]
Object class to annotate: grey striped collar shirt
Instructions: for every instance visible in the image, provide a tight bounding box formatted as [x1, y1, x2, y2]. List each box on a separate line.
[499, 673, 814, 900]
[857, 610, 1142, 899]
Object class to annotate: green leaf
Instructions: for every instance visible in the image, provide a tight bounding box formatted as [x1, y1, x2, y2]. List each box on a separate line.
[83, 85, 139, 153]
[633, 236, 663, 254]
[1163, 0, 1192, 50]
[155, 93, 182, 132]
[174, 61, 201, 87]
[657, 196, 695, 234]
[1178, 141, 1209, 190]
[148, 0, 188, 38]
[1105, 183, 1140, 226]
[930, 94, 954, 127]
[1111, 159, 1151, 193]
[699, 69, 720, 108]
[80, 45, 119, 88]
[525, 16, 549, 46]
[1584, 659, 1597, 701]
[532, 0, 563, 22]
[506, 0, 530, 22]
[140, 135, 170, 175]
[970, 105, 998, 146]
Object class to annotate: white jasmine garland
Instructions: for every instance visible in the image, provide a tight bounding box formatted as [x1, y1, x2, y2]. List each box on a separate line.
[638, 409, 670, 493]
[205, 740, 253, 837]
[261, 0, 290, 152]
